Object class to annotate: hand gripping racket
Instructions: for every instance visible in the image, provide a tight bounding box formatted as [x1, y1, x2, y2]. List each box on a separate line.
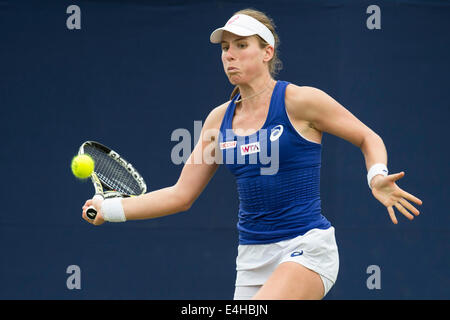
[78, 141, 147, 220]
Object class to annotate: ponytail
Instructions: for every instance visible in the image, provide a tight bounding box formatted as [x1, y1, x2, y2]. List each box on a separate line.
[230, 86, 240, 101]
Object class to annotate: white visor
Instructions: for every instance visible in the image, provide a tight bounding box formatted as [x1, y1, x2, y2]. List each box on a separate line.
[210, 14, 275, 47]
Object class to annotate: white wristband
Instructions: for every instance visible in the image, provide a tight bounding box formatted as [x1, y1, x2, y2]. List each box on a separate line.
[101, 198, 126, 222]
[367, 163, 388, 189]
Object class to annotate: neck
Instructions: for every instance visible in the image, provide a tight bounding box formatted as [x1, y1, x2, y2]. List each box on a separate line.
[236, 75, 276, 106]
[238, 74, 273, 98]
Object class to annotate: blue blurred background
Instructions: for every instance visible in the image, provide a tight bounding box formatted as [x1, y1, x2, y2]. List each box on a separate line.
[1, 0, 449, 299]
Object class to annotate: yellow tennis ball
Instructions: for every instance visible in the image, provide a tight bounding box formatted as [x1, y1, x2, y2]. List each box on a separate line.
[71, 154, 95, 179]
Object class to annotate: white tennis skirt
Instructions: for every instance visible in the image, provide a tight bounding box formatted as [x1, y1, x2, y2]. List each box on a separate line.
[234, 227, 339, 299]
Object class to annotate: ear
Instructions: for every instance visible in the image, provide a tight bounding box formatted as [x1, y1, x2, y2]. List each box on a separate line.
[263, 45, 275, 63]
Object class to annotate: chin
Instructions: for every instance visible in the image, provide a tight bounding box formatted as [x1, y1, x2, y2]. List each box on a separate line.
[227, 74, 245, 86]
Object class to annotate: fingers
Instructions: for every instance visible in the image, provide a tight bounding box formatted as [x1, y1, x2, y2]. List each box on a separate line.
[81, 197, 105, 226]
[82, 206, 90, 222]
[394, 202, 414, 220]
[400, 189, 423, 206]
[81, 200, 97, 224]
[389, 172, 423, 205]
[399, 198, 420, 216]
[376, 171, 423, 224]
[388, 198, 421, 224]
[387, 206, 398, 224]
[82, 208, 99, 224]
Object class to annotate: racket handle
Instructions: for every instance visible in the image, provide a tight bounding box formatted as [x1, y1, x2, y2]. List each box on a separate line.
[86, 194, 104, 220]
[86, 206, 97, 220]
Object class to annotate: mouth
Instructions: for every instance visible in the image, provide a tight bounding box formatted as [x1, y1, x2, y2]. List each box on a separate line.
[227, 67, 238, 72]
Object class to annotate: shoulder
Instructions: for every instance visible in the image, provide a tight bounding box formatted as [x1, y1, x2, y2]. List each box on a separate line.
[285, 84, 329, 120]
[208, 101, 230, 120]
[202, 100, 230, 130]
[285, 84, 325, 106]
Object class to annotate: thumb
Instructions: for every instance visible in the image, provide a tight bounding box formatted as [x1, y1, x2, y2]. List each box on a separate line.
[389, 171, 405, 181]
[84, 199, 93, 207]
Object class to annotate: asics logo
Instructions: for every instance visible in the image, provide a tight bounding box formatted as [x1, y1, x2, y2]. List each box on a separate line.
[270, 125, 284, 142]
[291, 250, 303, 257]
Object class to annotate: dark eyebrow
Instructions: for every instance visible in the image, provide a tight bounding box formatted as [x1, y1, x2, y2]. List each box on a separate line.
[220, 37, 248, 44]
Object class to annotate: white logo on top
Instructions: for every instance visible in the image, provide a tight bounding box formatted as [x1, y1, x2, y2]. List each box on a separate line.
[270, 125, 284, 142]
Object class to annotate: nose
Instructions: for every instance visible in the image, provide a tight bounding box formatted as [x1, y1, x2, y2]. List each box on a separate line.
[224, 46, 235, 61]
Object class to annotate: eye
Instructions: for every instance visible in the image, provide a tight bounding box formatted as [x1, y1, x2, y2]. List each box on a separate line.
[237, 42, 247, 49]
[221, 45, 229, 51]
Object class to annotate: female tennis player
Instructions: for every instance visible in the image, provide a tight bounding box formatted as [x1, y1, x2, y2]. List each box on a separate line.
[82, 9, 422, 299]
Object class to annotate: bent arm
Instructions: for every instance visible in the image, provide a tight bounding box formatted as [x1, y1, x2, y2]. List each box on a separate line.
[287, 85, 387, 175]
[286, 85, 422, 224]
[121, 104, 227, 221]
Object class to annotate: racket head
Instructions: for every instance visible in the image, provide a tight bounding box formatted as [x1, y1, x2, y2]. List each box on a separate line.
[79, 141, 147, 198]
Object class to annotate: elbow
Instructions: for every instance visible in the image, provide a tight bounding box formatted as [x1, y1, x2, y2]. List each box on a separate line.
[171, 185, 195, 213]
[180, 198, 194, 212]
[360, 131, 383, 150]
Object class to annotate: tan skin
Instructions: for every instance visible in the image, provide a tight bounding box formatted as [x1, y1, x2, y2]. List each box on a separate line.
[82, 31, 423, 299]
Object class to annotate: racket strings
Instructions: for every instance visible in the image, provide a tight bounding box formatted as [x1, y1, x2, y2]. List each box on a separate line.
[84, 145, 142, 195]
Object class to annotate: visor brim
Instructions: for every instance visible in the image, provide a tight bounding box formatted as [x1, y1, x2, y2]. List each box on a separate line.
[210, 25, 257, 43]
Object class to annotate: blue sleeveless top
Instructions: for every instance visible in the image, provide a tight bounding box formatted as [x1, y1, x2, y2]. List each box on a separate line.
[219, 80, 331, 244]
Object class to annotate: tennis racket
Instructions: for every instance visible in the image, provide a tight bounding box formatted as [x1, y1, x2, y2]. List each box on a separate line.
[78, 141, 147, 220]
